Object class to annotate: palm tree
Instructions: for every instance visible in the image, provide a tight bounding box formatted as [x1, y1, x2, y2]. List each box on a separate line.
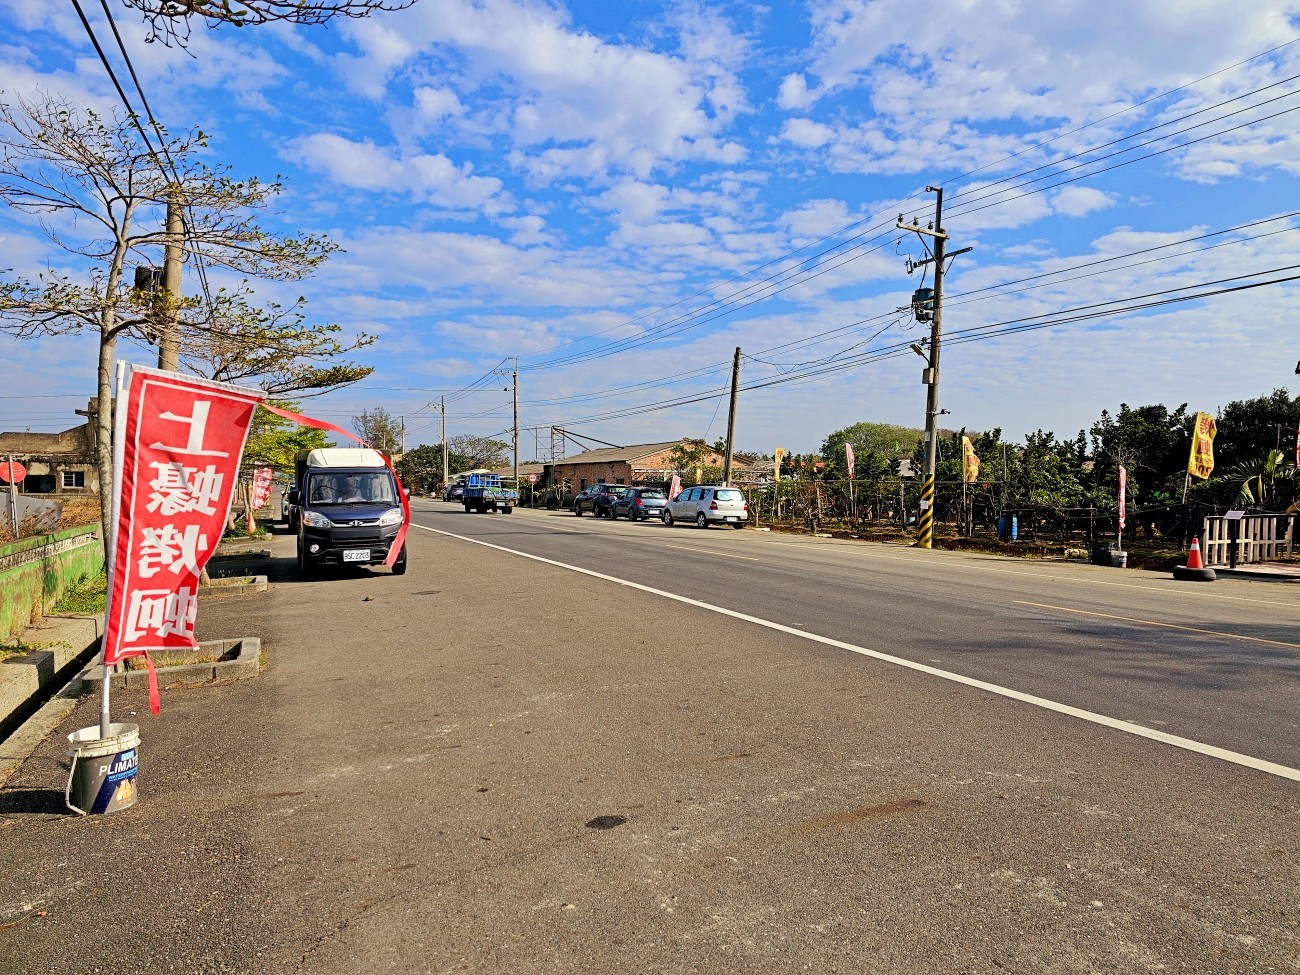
[1224, 449, 1296, 509]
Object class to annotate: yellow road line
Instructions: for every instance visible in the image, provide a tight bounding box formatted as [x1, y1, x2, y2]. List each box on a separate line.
[1013, 600, 1300, 650]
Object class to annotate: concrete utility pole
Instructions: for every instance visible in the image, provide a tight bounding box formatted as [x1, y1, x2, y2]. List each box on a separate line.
[157, 188, 184, 372]
[512, 358, 519, 490]
[898, 187, 971, 550]
[722, 346, 741, 486]
[441, 396, 449, 488]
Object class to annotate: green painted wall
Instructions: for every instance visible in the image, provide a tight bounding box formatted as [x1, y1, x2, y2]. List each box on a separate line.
[0, 525, 104, 642]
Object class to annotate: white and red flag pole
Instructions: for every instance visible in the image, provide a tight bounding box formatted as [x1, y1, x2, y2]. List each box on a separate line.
[1117, 465, 1127, 554]
[101, 365, 265, 737]
[99, 366, 411, 739]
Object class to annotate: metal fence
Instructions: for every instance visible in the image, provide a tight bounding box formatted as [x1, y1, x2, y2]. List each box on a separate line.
[736, 478, 1216, 548]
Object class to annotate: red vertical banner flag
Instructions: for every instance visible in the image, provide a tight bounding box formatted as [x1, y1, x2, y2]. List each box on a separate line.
[1118, 465, 1127, 530]
[845, 442, 855, 480]
[104, 367, 264, 685]
[251, 466, 274, 509]
[669, 474, 682, 500]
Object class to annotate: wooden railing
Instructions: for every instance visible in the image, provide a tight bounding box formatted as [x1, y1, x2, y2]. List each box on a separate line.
[1201, 513, 1295, 567]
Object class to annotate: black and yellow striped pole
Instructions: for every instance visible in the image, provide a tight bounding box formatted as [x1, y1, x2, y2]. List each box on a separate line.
[918, 471, 935, 548]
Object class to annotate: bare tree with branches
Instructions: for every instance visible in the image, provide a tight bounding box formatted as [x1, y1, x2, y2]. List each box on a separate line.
[122, 0, 416, 47]
[0, 94, 350, 533]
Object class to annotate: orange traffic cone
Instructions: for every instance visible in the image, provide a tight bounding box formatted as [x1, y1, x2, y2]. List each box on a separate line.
[1173, 535, 1215, 581]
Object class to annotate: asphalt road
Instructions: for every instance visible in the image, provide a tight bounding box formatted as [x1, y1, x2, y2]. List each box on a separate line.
[415, 500, 1300, 771]
[0, 501, 1297, 974]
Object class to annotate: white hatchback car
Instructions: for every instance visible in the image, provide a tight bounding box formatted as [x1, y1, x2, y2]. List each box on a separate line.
[662, 485, 748, 529]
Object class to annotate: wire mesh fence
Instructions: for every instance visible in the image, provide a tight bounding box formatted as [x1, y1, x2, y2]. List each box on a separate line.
[737, 478, 1214, 548]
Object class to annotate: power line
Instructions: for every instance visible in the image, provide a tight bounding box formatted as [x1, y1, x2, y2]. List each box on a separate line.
[517, 36, 1300, 373]
[538, 264, 1300, 428]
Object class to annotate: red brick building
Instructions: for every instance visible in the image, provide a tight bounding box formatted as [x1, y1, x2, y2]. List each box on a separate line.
[546, 440, 739, 494]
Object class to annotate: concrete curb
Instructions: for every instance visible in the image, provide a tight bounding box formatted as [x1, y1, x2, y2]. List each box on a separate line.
[209, 549, 272, 562]
[0, 614, 102, 744]
[198, 575, 269, 596]
[1211, 566, 1300, 582]
[0, 687, 80, 788]
[78, 637, 262, 691]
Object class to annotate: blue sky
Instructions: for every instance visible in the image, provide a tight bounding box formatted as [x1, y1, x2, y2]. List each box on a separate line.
[2, 0, 1299, 454]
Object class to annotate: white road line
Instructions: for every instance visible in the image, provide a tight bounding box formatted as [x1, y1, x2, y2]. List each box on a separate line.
[497, 505, 1297, 608]
[411, 522, 1300, 784]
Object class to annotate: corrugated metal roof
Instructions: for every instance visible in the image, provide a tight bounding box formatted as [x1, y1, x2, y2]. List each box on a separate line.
[489, 463, 545, 477]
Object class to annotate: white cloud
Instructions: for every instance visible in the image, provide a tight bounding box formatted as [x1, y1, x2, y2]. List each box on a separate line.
[413, 86, 468, 122]
[338, 0, 752, 179]
[1051, 186, 1119, 217]
[289, 134, 511, 212]
[777, 72, 816, 110]
[781, 117, 835, 148]
[777, 0, 1300, 181]
[499, 214, 556, 247]
[779, 198, 857, 238]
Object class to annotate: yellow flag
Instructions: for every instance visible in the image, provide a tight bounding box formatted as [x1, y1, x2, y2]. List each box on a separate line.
[962, 436, 980, 483]
[1187, 412, 1216, 479]
[773, 448, 785, 482]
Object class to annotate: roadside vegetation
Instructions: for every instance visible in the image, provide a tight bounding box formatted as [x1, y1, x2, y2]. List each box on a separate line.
[52, 572, 107, 616]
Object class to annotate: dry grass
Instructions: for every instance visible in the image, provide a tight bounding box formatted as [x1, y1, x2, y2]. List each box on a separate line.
[123, 648, 222, 671]
[0, 495, 100, 544]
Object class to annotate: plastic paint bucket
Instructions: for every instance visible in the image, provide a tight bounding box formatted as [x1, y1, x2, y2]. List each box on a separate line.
[65, 723, 140, 815]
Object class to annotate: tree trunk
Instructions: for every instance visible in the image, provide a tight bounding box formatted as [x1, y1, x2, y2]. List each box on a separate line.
[95, 329, 117, 553]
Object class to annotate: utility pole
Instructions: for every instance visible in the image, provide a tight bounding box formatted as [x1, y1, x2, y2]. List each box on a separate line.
[898, 187, 971, 549]
[491, 358, 520, 489]
[441, 396, 448, 488]
[157, 188, 184, 372]
[722, 346, 741, 486]
[512, 358, 519, 490]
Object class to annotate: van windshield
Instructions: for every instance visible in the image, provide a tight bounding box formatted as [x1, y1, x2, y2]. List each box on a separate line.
[307, 471, 397, 504]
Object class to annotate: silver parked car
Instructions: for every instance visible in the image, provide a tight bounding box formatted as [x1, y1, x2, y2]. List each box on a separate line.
[662, 485, 748, 529]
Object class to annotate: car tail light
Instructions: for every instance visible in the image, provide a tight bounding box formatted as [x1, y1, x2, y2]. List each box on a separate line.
[743, 502, 749, 511]
[635, 498, 642, 506]
[709, 500, 718, 510]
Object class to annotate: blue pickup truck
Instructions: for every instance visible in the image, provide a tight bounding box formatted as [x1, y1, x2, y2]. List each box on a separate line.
[461, 473, 519, 514]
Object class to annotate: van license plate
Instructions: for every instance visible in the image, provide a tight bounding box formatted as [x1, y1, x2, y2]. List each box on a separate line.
[343, 549, 371, 562]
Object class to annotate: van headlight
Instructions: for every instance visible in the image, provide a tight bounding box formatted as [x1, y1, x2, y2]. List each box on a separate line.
[303, 510, 332, 528]
[379, 508, 404, 526]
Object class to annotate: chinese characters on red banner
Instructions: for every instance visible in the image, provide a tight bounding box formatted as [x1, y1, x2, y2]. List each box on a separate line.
[251, 466, 274, 509]
[104, 369, 264, 667]
[1118, 465, 1127, 531]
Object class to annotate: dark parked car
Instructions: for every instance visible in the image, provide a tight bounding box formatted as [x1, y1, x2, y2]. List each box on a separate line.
[444, 482, 465, 502]
[611, 487, 668, 521]
[573, 483, 628, 516]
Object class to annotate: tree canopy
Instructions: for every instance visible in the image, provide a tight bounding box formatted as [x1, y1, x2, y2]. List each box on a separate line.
[0, 95, 353, 531]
